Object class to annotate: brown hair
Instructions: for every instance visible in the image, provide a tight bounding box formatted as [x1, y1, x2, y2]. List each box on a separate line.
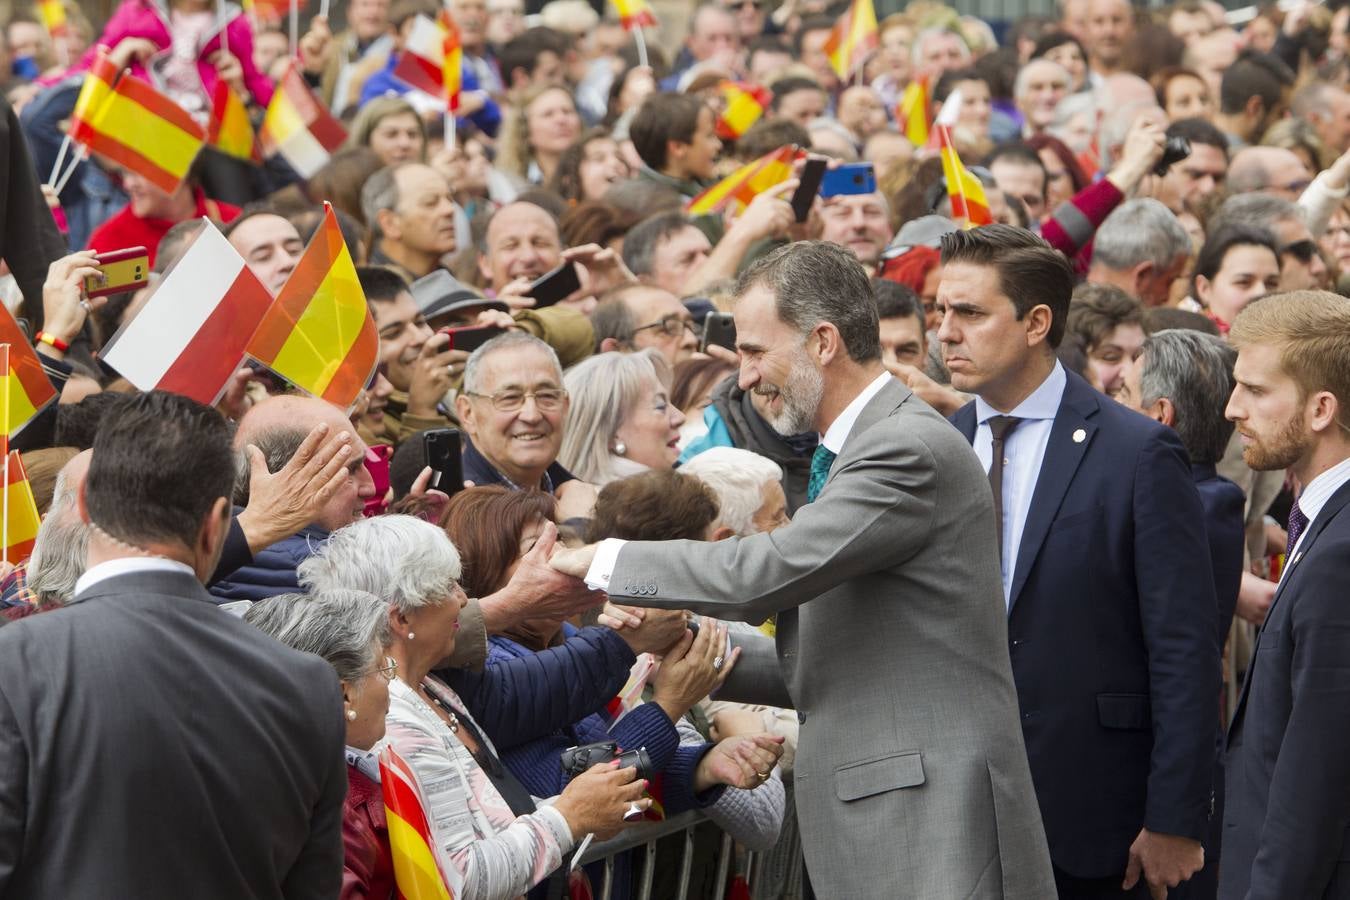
[440, 487, 558, 598]
[587, 470, 720, 542]
[1229, 290, 1350, 431]
[559, 201, 641, 249]
[671, 356, 735, 415]
[1066, 283, 1146, 353]
[304, 147, 385, 225]
[20, 447, 79, 516]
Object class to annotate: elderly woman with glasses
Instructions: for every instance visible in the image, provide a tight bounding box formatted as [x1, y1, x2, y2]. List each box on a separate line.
[244, 589, 401, 900]
[298, 516, 650, 899]
[559, 351, 686, 486]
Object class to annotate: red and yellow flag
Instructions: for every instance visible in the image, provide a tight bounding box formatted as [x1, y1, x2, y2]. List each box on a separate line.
[207, 79, 260, 162]
[2, 450, 40, 565]
[379, 746, 460, 900]
[73, 68, 206, 194]
[260, 60, 348, 179]
[69, 48, 122, 144]
[611, 0, 656, 30]
[716, 82, 771, 141]
[0, 326, 57, 439]
[440, 10, 463, 113]
[393, 12, 463, 112]
[36, 0, 68, 38]
[937, 124, 991, 228]
[897, 77, 930, 146]
[824, 0, 878, 80]
[687, 145, 802, 216]
[245, 203, 377, 409]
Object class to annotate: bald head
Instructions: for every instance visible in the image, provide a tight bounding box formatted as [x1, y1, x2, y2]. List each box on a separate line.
[1101, 72, 1155, 110]
[1228, 146, 1311, 199]
[50, 450, 93, 525]
[236, 395, 360, 449]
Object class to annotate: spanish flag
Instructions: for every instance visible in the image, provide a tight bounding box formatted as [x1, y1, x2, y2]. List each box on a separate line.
[68, 48, 122, 145]
[2, 450, 40, 565]
[393, 12, 463, 112]
[937, 125, 991, 228]
[245, 204, 377, 410]
[440, 10, 463, 113]
[611, 0, 656, 30]
[208, 79, 260, 162]
[36, 0, 68, 38]
[897, 78, 930, 146]
[716, 82, 771, 141]
[687, 145, 801, 216]
[0, 318, 58, 438]
[824, 0, 878, 81]
[259, 60, 347, 179]
[379, 746, 462, 899]
[74, 69, 206, 195]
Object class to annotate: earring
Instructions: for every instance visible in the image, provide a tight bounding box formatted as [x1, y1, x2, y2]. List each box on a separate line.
[346, 709, 358, 721]
[407, 631, 415, 640]
[614, 441, 626, 456]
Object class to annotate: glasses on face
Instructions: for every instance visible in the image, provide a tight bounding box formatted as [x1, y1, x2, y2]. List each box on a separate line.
[635, 316, 699, 339]
[375, 656, 399, 682]
[1281, 239, 1319, 263]
[465, 387, 568, 412]
[725, 0, 763, 8]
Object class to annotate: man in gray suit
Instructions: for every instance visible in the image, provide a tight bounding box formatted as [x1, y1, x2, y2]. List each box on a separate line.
[553, 241, 1055, 897]
[0, 391, 348, 899]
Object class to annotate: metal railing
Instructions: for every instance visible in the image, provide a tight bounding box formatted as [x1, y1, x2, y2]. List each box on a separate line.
[575, 811, 748, 900]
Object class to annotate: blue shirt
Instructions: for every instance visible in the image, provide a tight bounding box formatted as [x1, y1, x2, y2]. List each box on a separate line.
[359, 53, 502, 138]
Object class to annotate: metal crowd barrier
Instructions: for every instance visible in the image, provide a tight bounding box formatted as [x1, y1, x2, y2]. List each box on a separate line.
[575, 811, 748, 900]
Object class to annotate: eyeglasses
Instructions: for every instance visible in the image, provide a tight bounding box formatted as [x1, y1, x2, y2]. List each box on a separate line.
[465, 387, 568, 412]
[375, 656, 399, 682]
[634, 316, 699, 339]
[1280, 239, 1319, 263]
[725, 0, 763, 8]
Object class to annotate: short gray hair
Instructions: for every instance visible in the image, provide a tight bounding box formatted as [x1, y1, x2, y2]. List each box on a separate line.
[735, 241, 881, 363]
[26, 468, 91, 608]
[233, 425, 308, 505]
[1014, 58, 1070, 102]
[1138, 329, 1237, 465]
[1209, 192, 1304, 234]
[911, 27, 969, 66]
[463, 331, 563, 395]
[1093, 199, 1192, 272]
[559, 350, 664, 485]
[298, 515, 463, 614]
[1049, 91, 1096, 142]
[680, 447, 784, 536]
[622, 212, 693, 278]
[360, 165, 402, 242]
[244, 589, 390, 684]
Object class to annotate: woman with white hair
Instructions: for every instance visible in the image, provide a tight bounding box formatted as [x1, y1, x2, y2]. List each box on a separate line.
[298, 515, 649, 900]
[558, 351, 685, 486]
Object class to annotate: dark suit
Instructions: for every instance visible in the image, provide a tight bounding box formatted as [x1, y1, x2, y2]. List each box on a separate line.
[1220, 478, 1350, 899]
[0, 567, 347, 898]
[953, 371, 1220, 884]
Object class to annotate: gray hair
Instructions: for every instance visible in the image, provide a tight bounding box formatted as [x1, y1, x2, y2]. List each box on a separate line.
[622, 211, 694, 278]
[463, 331, 564, 395]
[244, 589, 390, 684]
[559, 350, 664, 485]
[298, 515, 463, 615]
[1138, 329, 1237, 465]
[1093, 199, 1192, 272]
[735, 240, 881, 363]
[1014, 58, 1071, 103]
[680, 447, 784, 536]
[1049, 90, 1096, 142]
[26, 468, 91, 608]
[360, 165, 403, 242]
[233, 425, 308, 506]
[1209, 192, 1305, 233]
[911, 27, 970, 67]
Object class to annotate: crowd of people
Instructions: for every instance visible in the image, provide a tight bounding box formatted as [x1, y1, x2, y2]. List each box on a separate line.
[0, 0, 1348, 897]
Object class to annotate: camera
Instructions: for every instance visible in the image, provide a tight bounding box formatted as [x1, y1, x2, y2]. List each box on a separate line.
[1153, 135, 1191, 177]
[560, 741, 653, 781]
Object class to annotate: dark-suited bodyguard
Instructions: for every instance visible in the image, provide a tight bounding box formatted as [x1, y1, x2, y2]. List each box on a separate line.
[553, 241, 1056, 898]
[1220, 291, 1350, 900]
[942, 226, 1220, 899]
[0, 392, 348, 899]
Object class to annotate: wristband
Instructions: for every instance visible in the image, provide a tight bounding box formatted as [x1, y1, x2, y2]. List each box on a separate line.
[35, 331, 69, 352]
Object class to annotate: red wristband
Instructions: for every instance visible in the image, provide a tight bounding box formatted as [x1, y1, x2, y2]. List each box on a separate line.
[35, 331, 69, 352]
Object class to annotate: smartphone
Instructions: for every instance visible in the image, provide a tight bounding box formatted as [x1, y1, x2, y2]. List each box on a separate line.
[422, 428, 464, 495]
[438, 324, 505, 352]
[83, 246, 150, 299]
[790, 157, 829, 222]
[700, 312, 737, 353]
[528, 262, 582, 308]
[819, 163, 877, 198]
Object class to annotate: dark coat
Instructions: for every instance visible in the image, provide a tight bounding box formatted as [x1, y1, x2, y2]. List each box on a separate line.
[209, 524, 331, 603]
[1, 94, 66, 330]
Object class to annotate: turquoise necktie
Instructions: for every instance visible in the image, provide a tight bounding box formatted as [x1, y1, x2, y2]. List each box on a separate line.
[807, 445, 837, 503]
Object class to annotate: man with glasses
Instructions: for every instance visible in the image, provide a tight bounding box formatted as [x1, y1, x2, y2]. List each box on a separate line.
[1227, 146, 1312, 201]
[722, 0, 769, 43]
[591, 284, 702, 366]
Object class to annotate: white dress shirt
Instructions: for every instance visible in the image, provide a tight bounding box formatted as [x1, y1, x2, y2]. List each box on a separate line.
[973, 362, 1067, 606]
[1284, 455, 1350, 578]
[73, 557, 197, 599]
[585, 371, 896, 590]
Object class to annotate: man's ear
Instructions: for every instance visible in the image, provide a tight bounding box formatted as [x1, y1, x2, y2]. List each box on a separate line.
[1023, 303, 1054, 347]
[599, 337, 623, 353]
[1245, 94, 1265, 123]
[76, 476, 92, 524]
[1149, 396, 1175, 428]
[665, 138, 689, 171]
[476, 252, 495, 286]
[710, 525, 737, 541]
[376, 206, 402, 244]
[1131, 260, 1156, 297]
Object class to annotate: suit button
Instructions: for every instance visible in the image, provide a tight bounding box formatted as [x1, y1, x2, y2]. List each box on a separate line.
[647, 582, 657, 594]
[797, 711, 807, 724]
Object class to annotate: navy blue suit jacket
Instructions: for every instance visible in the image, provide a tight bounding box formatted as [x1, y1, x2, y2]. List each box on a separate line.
[952, 370, 1220, 879]
[1193, 463, 1247, 648]
[1221, 479, 1350, 899]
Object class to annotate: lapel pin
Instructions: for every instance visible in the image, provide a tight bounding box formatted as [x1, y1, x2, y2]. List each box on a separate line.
[1072, 428, 1086, 443]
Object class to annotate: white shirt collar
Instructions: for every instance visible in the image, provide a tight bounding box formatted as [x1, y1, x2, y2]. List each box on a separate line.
[1297, 455, 1350, 534]
[820, 371, 894, 454]
[974, 362, 1066, 425]
[74, 557, 198, 599]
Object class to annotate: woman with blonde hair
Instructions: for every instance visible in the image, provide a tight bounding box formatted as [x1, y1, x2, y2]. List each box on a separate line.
[345, 96, 427, 167]
[497, 84, 583, 185]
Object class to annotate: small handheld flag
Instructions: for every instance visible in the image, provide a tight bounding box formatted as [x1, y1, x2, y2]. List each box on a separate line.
[686, 145, 802, 216]
[208, 80, 261, 162]
[937, 124, 992, 228]
[823, 0, 878, 81]
[897, 77, 930, 146]
[0, 317, 57, 438]
[611, 0, 656, 30]
[260, 60, 347, 179]
[716, 82, 771, 141]
[379, 746, 462, 900]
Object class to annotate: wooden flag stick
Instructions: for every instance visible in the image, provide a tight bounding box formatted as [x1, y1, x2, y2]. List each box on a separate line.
[633, 25, 649, 70]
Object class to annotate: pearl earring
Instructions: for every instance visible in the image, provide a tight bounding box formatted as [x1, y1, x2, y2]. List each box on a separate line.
[347, 709, 358, 721]
[614, 441, 627, 456]
[407, 631, 415, 640]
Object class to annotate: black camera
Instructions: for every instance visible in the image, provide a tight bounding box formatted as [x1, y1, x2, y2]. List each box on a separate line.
[1153, 135, 1191, 177]
[560, 741, 653, 781]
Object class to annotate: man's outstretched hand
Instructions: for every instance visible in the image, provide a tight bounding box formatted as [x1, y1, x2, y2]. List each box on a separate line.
[480, 523, 604, 632]
[549, 541, 599, 580]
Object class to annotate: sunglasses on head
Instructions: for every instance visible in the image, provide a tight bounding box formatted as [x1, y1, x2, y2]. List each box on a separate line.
[1280, 239, 1318, 263]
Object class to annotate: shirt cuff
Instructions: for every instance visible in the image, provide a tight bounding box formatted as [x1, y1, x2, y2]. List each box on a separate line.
[584, 538, 627, 591]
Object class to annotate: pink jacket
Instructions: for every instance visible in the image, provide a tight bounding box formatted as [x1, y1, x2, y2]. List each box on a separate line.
[65, 0, 273, 105]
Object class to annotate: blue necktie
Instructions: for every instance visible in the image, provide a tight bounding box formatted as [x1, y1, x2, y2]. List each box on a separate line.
[807, 445, 837, 503]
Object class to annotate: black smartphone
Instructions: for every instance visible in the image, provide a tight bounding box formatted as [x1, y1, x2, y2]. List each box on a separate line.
[790, 157, 829, 222]
[528, 262, 582, 308]
[422, 428, 464, 495]
[700, 312, 737, 353]
[438, 324, 505, 352]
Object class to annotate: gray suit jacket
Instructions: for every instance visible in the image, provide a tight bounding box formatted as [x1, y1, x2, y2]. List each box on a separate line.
[0, 569, 348, 899]
[609, 378, 1055, 898]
